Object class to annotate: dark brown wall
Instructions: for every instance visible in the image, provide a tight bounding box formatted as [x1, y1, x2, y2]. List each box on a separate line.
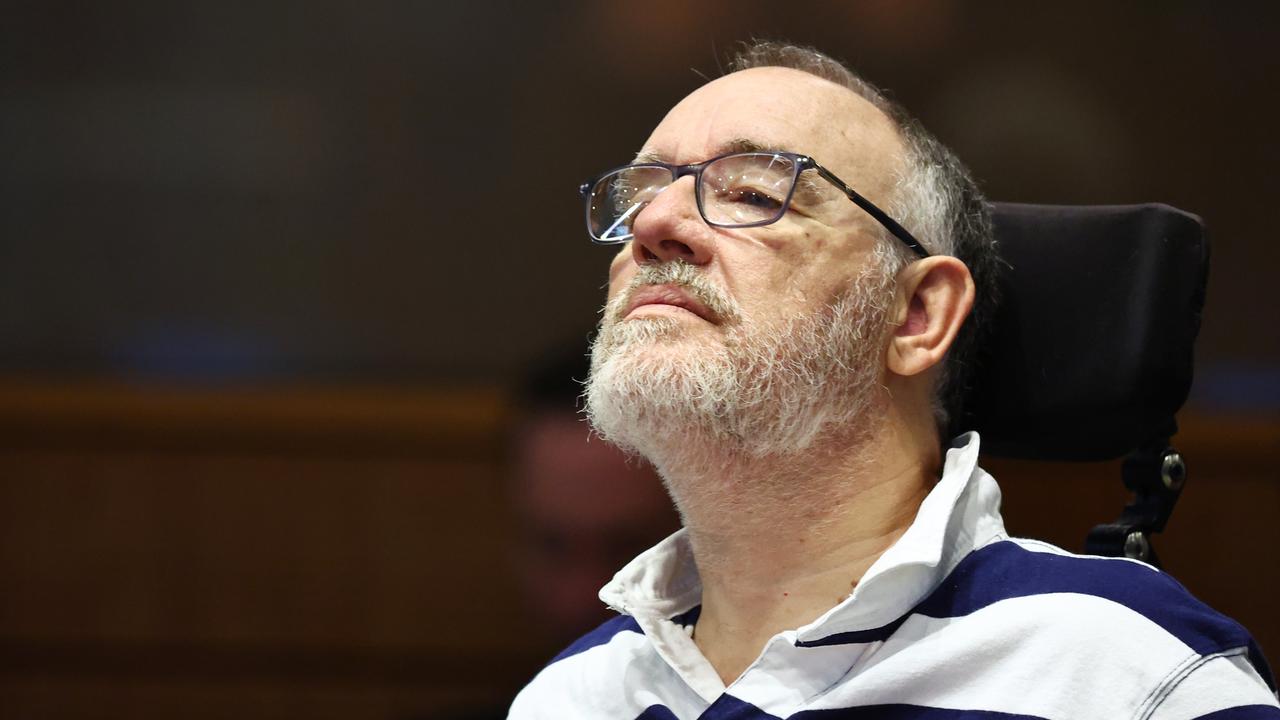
[0, 382, 535, 717]
[1, 383, 1276, 718]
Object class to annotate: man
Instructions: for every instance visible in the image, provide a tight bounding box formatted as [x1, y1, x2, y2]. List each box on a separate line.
[509, 42, 1278, 718]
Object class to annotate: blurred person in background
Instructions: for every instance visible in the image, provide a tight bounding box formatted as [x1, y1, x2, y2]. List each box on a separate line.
[509, 346, 681, 651]
[428, 346, 680, 720]
[509, 41, 1278, 718]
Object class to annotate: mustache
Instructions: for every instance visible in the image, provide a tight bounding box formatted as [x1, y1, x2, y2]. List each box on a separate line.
[611, 261, 741, 325]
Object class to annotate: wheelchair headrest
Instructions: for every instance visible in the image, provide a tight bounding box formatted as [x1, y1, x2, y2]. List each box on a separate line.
[961, 203, 1209, 462]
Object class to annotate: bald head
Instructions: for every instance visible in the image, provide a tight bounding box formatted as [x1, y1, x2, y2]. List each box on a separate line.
[641, 67, 908, 220]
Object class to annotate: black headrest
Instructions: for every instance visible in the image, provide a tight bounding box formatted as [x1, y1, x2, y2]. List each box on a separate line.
[962, 203, 1210, 462]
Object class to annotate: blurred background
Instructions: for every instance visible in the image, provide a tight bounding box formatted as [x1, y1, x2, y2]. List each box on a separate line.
[1, 1, 1277, 717]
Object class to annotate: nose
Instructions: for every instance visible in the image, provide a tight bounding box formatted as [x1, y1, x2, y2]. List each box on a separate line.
[629, 175, 716, 266]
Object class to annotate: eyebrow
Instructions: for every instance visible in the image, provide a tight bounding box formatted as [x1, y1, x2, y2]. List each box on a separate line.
[634, 138, 777, 164]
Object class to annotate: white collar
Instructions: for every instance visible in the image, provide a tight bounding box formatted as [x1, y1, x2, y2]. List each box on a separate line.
[598, 432, 1008, 642]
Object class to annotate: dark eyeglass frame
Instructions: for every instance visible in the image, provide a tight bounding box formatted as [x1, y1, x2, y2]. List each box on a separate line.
[578, 150, 930, 258]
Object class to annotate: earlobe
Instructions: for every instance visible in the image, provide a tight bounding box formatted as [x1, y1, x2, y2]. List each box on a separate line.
[886, 257, 975, 378]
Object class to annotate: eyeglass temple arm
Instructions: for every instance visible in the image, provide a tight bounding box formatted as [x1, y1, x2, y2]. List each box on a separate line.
[810, 163, 931, 258]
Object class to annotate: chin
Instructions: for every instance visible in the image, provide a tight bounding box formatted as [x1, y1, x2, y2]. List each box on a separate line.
[617, 324, 724, 363]
[601, 316, 686, 347]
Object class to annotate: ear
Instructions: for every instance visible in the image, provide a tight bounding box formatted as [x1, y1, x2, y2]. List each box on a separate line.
[886, 256, 975, 378]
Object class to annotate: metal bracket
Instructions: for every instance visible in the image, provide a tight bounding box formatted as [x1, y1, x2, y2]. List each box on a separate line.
[1084, 440, 1187, 568]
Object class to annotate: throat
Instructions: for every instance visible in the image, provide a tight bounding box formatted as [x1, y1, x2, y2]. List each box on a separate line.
[658, 442, 935, 686]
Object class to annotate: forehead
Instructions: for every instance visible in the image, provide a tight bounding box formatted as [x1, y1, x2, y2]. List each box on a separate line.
[641, 67, 904, 192]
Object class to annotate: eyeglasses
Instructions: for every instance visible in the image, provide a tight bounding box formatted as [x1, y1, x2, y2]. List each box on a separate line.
[578, 150, 929, 258]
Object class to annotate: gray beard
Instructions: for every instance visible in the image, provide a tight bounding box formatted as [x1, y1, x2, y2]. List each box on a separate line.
[585, 260, 895, 467]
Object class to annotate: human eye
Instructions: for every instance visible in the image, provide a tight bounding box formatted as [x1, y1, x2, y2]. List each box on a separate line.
[719, 186, 785, 211]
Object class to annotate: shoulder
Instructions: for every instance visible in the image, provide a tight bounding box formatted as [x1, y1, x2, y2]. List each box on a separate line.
[546, 612, 644, 666]
[926, 538, 1277, 711]
[830, 538, 1278, 718]
[931, 538, 1260, 657]
[508, 614, 652, 720]
[1147, 652, 1280, 719]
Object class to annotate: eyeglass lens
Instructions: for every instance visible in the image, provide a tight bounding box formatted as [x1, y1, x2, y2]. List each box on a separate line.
[701, 153, 796, 227]
[587, 153, 799, 242]
[588, 166, 669, 242]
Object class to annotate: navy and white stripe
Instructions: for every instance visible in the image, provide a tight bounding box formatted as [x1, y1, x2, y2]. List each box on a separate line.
[509, 434, 1278, 719]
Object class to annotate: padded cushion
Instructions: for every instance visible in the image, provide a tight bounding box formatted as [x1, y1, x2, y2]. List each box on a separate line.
[962, 203, 1209, 461]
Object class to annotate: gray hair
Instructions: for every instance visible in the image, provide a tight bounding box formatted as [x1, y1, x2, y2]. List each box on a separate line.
[729, 41, 1001, 436]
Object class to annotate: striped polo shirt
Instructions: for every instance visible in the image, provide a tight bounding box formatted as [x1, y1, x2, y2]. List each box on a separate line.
[509, 433, 1279, 719]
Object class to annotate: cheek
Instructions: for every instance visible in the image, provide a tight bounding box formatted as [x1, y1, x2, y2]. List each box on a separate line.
[607, 253, 636, 302]
[766, 231, 829, 303]
[771, 231, 872, 309]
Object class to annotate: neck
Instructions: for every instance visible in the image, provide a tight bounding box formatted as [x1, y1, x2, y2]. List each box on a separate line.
[650, 404, 940, 685]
